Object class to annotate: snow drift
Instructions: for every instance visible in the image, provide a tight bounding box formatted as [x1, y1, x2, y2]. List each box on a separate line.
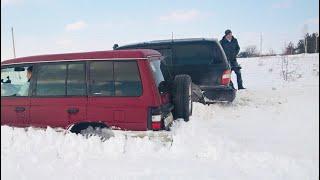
[1, 54, 319, 180]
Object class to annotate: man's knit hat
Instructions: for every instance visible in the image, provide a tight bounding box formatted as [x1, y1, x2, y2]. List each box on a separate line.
[225, 29, 232, 35]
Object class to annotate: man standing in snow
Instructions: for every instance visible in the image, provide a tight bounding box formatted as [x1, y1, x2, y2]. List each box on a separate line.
[220, 29, 245, 90]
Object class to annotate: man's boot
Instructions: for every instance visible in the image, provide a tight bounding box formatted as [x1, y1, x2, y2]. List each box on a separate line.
[237, 78, 245, 90]
[238, 85, 246, 90]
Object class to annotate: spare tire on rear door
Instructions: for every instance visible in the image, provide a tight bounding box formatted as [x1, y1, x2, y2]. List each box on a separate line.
[172, 74, 193, 122]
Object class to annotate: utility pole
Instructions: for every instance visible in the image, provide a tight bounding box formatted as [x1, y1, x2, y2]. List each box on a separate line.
[11, 27, 16, 58]
[171, 32, 174, 42]
[260, 33, 263, 56]
[315, 33, 318, 53]
[305, 35, 308, 53]
[303, 24, 308, 54]
[284, 41, 287, 55]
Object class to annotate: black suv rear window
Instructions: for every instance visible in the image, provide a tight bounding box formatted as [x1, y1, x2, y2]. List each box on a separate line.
[89, 61, 142, 96]
[174, 42, 224, 65]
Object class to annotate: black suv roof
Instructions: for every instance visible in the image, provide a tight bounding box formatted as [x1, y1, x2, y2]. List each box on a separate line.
[116, 38, 219, 49]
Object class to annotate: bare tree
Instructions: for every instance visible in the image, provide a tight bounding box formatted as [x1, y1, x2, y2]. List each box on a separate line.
[245, 45, 258, 57]
[281, 55, 289, 81]
[285, 42, 295, 55]
[268, 48, 276, 56]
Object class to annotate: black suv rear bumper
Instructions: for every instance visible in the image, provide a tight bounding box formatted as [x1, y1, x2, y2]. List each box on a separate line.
[193, 84, 236, 103]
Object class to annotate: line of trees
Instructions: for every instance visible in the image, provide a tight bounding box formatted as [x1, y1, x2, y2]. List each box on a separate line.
[238, 46, 260, 58]
[285, 32, 319, 55]
[237, 46, 276, 58]
[238, 32, 319, 58]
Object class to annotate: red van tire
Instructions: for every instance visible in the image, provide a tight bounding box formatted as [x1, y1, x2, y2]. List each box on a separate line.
[172, 75, 193, 122]
[69, 122, 114, 140]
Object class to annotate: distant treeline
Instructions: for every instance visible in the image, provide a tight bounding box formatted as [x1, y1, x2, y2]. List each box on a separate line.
[237, 32, 319, 58]
[285, 33, 319, 55]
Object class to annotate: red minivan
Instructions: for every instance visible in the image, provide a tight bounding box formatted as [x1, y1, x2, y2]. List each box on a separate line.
[1, 49, 193, 133]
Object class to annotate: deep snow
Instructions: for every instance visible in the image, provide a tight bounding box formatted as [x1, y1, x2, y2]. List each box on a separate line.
[1, 54, 319, 180]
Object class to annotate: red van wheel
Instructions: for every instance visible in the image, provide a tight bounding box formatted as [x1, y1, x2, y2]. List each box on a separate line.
[80, 126, 114, 141]
[70, 122, 114, 141]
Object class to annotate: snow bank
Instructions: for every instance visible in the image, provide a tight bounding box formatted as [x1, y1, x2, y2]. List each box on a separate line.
[1, 54, 319, 180]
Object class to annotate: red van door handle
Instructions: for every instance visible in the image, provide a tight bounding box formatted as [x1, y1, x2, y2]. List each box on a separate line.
[15, 107, 25, 112]
[67, 108, 79, 114]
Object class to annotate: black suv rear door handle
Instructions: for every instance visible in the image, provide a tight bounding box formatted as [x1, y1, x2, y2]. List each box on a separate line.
[67, 108, 79, 114]
[15, 107, 25, 112]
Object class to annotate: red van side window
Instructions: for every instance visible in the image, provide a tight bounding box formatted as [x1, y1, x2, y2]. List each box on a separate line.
[89, 61, 142, 97]
[35, 63, 86, 96]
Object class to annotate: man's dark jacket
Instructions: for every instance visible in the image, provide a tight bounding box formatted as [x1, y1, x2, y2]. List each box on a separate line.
[220, 36, 240, 68]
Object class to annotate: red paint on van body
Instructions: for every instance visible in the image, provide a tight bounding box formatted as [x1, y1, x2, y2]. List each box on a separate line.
[1, 50, 166, 131]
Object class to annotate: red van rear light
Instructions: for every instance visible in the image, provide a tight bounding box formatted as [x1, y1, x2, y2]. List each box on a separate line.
[152, 115, 161, 130]
[221, 70, 231, 85]
[148, 108, 163, 131]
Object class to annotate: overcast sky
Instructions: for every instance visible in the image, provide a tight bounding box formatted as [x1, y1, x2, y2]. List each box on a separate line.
[1, 0, 319, 60]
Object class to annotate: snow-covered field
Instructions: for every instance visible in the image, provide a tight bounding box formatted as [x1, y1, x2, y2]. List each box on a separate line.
[1, 54, 319, 180]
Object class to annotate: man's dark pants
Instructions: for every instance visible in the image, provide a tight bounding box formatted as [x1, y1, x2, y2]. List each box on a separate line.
[230, 60, 244, 89]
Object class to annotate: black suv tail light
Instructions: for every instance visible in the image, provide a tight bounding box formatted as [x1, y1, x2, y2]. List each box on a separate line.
[221, 70, 231, 85]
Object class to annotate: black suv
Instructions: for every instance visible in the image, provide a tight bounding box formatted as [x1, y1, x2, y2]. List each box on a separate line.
[115, 38, 236, 103]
